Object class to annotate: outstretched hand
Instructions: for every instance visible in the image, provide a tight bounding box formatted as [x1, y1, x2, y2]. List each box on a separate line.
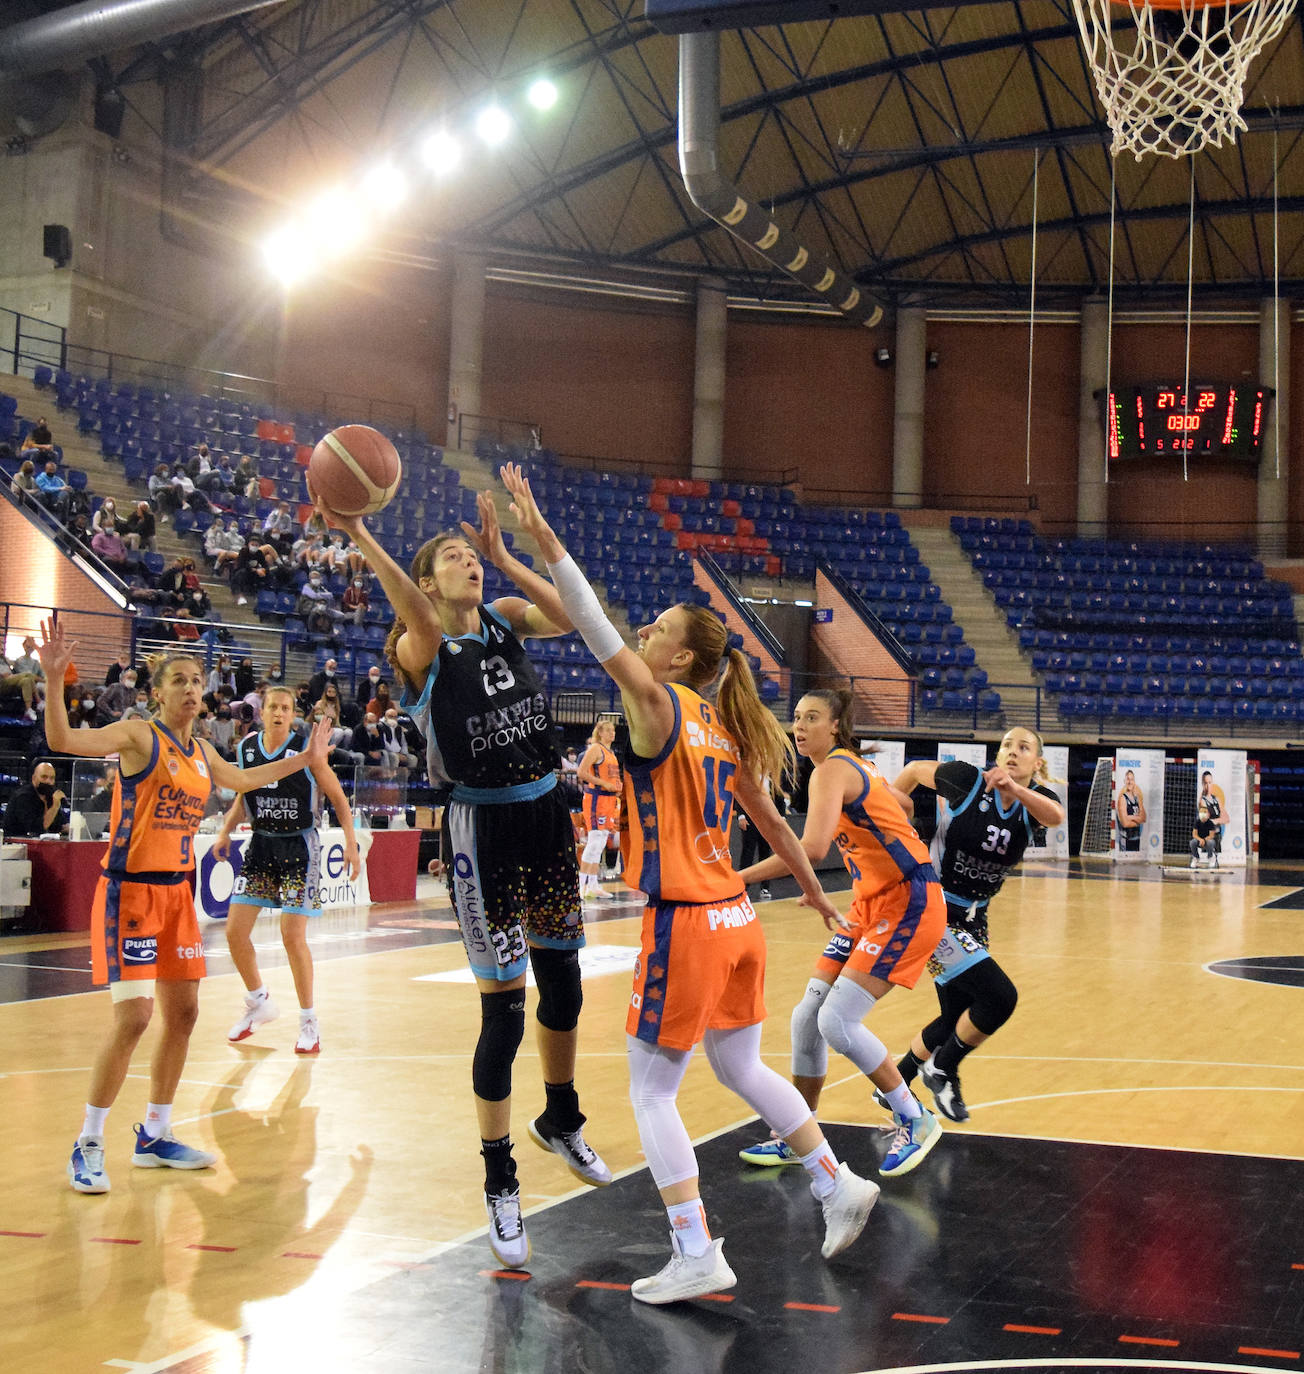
[305, 716, 334, 767]
[982, 763, 1019, 802]
[35, 617, 77, 683]
[459, 488, 507, 566]
[500, 463, 564, 561]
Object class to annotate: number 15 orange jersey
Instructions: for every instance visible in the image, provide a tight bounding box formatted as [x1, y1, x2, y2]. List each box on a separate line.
[622, 683, 743, 905]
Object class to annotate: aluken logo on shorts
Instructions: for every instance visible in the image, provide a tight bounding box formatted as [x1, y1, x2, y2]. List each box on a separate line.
[122, 937, 157, 965]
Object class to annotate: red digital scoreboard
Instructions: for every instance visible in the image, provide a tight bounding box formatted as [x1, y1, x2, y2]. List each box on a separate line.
[1105, 384, 1269, 461]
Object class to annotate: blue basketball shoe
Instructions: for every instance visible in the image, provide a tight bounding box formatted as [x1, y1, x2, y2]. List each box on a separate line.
[131, 1123, 217, 1170]
[737, 1137, 801, 1167]
[68, 1137, 110, 1194]
[879, 1106, 942, 1177]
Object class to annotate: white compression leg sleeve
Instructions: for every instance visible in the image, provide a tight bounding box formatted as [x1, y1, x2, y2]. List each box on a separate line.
[816, 977, 889, 1078]
[581, 830, 607, 864]
[626, 1034, 698, 1189]
[702, 1024, 812, 1142]
[790, 978, 831, 1079]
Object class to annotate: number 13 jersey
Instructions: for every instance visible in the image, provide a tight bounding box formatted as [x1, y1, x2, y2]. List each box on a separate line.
[623, 683, 742, 904]
[402, 604, 560, 790]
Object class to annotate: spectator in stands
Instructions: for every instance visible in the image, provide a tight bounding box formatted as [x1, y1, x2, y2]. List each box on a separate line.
[64, 511, 93, 552]
[67, 690, 99, 729]
[0, 652, 40, 720]
[170, 463, 211, 515]
[307, 659, 338, 705]
[2, 761, 67, 836]
[235, 454, 259, 494]
[123, 500, 156, 552]
[164, 606, 202, 643]
[21, 416, 55, 453]
[259, 543, 295, 590]
[234, 658, 258, 698]
[342, 575, 370, 626]
[302, 509, 328, 541]
[159, 556, 189, 606]
[231, 535, 269, 606]
[121, 689, 152, 721]
[91, 522, 135, 575]
[207, 655, 236, 696]
[35, 459, 70, 518]
[351, 711, 385, 765]
[263, 501, 295, 553]
[13, 636, 44, 683]
[367, 681, 393, 720]
[186, 585, 212, 620]
[313, 704, 363, 766]
[354, 665, 383, 718]
[91, 497, 121, 537]
[323, 533, 357, 577]
[379, 707, 418, 770]
[209, 703, 237, 758]
[205, 517, 242, 575]
[95, 668, 138, 724]
[149, 462, 182, 518]
[11, 458, 37, 501]
[105, 654, 147, 694]
[316, 681, 346, 723]
[189, 444, 227, 496]
[292, 529, 324, 571]
[296, 571, 346, 638]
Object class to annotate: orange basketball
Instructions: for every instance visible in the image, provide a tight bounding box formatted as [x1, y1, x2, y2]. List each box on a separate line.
[308, 424, 402, 517]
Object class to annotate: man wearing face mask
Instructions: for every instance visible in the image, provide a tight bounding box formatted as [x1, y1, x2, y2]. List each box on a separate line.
[121, 691, 153, 721]
[350, 666, 383, 726]
[296, 571, 346, 638]
[307, 658, 337, 705]
[3, 760, 68, 835]
[95, 669, 139, 724]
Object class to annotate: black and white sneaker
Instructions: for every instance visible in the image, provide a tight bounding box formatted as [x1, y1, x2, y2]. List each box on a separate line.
[528, 1114, 612, 1186]
[920, 1058, 970, 1123]
[485, 1187, 530, 1269]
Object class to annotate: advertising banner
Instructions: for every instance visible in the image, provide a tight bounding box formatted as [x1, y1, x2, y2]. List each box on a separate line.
[863, 739, 905, 783]
[1024, 744, 1070, 861]
[1196, 749, 1247, 866]
[193, 828, 371, 921]
[1112, 749, 1165, 863]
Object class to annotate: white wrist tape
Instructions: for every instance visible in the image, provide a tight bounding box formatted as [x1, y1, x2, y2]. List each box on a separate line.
[547, 554, 625, 663]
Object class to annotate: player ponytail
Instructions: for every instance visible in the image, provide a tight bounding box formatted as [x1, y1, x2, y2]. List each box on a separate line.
[676, 603, 793, 785]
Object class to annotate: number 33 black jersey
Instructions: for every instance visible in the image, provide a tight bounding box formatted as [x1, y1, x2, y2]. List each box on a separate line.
[930, 760, 1057, 905]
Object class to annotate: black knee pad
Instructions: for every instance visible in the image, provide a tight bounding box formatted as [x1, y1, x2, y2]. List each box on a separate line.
[472, 988, 526, 1102]
[961, 959, 1018, 1037]
[529, 945, 582, 1032]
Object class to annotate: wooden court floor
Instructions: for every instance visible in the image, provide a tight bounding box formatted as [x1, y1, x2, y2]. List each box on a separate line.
[2, 861, 1302, 1373]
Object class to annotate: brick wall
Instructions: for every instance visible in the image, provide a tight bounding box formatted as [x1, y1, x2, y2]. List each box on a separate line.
[810, 570, 913, 728]
[0, 500, 131, 682]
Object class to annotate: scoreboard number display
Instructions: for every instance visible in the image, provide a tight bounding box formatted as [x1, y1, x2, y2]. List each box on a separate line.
[1104, 384, 1271, 460]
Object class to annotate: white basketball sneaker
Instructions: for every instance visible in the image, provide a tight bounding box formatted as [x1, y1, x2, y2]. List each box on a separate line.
[228, 993, 279, 1043]
[631, 1234, 736, 1305]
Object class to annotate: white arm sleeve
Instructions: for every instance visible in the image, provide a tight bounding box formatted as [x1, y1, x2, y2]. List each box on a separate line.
[546, 553, 626, 663]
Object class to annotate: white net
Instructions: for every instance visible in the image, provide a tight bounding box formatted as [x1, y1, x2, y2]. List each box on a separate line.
[1071, 0, 1297, 159]
[1080, 757, 1115, 855]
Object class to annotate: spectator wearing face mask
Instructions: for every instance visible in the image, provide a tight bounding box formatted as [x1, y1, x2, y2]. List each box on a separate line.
[121, 690, 153, 721]
[209, 703, 237, 757]
[379, 708, 418, 770]
[341, 576, 370, 626]
[307, 657, 337, 704]
[351, 710, 385, 765]
[123, 500, 156, 552]
[234, 658, 257, 697]
[296, 570, 346, 638]
[231, 536, 269, 605]
[2, 761, 67, 836]
[68, 690, 99, 728]
[96, 669, 139, 724]
[352, 666, 383, 723]
[208, 655, 236, 696]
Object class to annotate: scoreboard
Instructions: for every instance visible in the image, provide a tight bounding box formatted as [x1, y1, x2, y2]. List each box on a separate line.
[1105, 384, 1269, 461]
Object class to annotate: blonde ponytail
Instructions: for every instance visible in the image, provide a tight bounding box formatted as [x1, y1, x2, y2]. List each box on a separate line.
[716, 648, 794, 785]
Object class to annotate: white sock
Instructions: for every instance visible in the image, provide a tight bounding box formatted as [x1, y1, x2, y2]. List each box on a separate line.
[666, 1198, 712, 1258]
[299, 1007, 316, 1023]
[799, 1140, 840, 1199]
[144, 1102, 172, 1139]
[249, 985, 269, 1003]
[81, 1105, 109, 1141]
[884, 1082, 921, 1119]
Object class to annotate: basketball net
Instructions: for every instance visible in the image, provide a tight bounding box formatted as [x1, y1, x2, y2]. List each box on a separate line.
[1071, 0, 1296, 159]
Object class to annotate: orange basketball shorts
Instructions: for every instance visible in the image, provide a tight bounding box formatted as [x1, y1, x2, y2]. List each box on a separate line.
[91, 873, 206, 987]
[626, 893, 766, 1051]
[812, 866, 944, 991]
[582, 791, 621, 833]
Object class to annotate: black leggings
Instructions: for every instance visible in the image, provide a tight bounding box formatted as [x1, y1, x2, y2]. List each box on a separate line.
[921, 956, 1019, 1051]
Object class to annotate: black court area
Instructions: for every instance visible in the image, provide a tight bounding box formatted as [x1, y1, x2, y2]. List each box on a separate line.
[163, 1124, 1304, 1374]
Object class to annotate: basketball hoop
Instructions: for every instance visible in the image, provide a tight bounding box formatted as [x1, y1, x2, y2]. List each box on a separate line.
[1071, 0, 1297, 159]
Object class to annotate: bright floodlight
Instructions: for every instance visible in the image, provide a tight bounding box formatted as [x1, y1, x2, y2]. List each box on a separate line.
[475, 104, 512, 146]
[262, 228, 314, 288]
[309, 188, 365, 258]
[527, 78, 558, 111]
[361, 161, 408, 208]
[421, 129, 462, 175]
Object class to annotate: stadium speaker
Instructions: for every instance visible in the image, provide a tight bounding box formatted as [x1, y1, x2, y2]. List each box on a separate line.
[93, 87, 126, 139]
[43, 223, 71, 268]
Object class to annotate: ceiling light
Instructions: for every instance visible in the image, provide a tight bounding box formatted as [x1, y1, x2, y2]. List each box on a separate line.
[361, 161, 408, 208]
[308, 188, 365, 257]
[262, 228, 315, 288]
[475, 105, 512, 147]
[421, 129, 461, 175]
[527, 78, 558, 111]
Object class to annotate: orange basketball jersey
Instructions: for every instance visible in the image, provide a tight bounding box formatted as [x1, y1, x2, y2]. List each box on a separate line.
[826, 747, 930, 898]
[622, 683, 743, 904]
[104, 722, 214, 876]
[584, 743, 621, 792]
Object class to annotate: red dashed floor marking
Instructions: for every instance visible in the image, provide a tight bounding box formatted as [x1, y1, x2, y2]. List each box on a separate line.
[1119, 1334, 1180, 1348]
[893, 1312, 949, 1325]
[0, 1230, 46, 1239]
[785, 1302, 841, 1313]
[1005, 1324, 1062, 1335]
[1238, 1348, 1301, 1361]
[91, 1237, 140, 1245]
[187, 1244, 237, 1252]
[479, 1269, 531, 1281]
[576, 1280, 629, 1291]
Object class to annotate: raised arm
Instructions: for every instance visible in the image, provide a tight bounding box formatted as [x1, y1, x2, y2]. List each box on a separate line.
[461, 483, 571, 638]
[499, 463, 674, 756]
[892, 759, 940, 795]
[309, 491, 442, 682]
[982, 765, 1065, 827]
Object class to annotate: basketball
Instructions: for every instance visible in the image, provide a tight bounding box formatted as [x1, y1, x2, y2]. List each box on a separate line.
[307, 424, 402, 516]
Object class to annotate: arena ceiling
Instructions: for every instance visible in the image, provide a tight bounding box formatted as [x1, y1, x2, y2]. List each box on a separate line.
[17, 0, 1304, 313]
